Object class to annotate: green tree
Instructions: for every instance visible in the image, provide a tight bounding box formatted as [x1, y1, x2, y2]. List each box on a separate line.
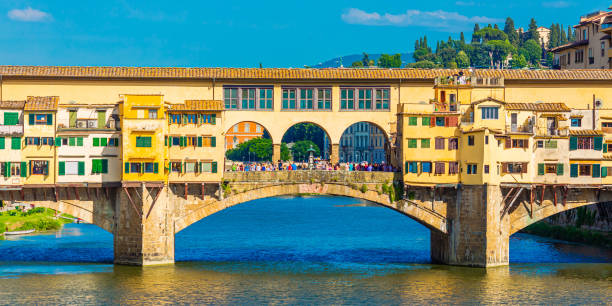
[456, 50, 470, 68]
[361, 52, 371, 67]
[472, 23, 481, 43]
[351, 61, 364, 68]
[460, 32, 466, 44]
[519, 39, 542, 64]
[510, 54, 527, 68]
[282, 123, 327, 154]
[567, 25, 574, 41]
[280, 143, 290, 161]
[504, 17, 519, 47]
[560, 25, 568, 45]
[473, 28, 508, 43]
[485, 40, 515, 68]
[526, 18, 540, 44]
[290, 140, 320, 162]
[407, 60, 438, 68]
[226, 138, 273, 161]
[377, 54, 402, 68]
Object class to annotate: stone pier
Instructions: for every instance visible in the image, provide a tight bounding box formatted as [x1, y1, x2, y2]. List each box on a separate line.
[430, 184, 509, 267]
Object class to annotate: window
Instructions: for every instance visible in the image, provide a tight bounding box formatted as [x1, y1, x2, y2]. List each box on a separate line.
[241, 88, 256, 109]
[467, 164, 477, 174]
[511, 139, 528, 149]
[408, 117, 418, 126]
[30, 160, 49, 175]
[130, 163, 142, 173]
[468, 136, 474, 146]
[11, 137, 20, 149]
[435, 117, 445, 126]
[448, 138, 458, 150]
[571, 118, 581, 127]
[148, 109, 158, 119]
[91, 159, 109, 174]
[579, 164, 591, 176]
[224, 88, 238, 109]
[545, 164, 557, 174]
[10, 163, 20, 176]
[407, 161, 418, 173]
[170, 162, 182, 173]
[602, 42, 606, 57]
[3, 112, 19, 125]
[448, 162, 458, 174]
[407, 138, 417, 148]
[282, 89, 297, 109]
[299, 89, 314, 110]
[544, 140, 557, 149]
[375, 89, 390, 110]
[435, 138, 445, 150]
[422, 117, 430, 126]
[26, 137, 40, 145]
[64, 161, 79, 175]
[484, 165, 489, 174]
[358, 89, 372, 110]
[318, 89, 332, 110]
[577, 137, 593, 150]
[503, 162, 527, 174]
[340, 89, 354, 110]
[537, 140, 543, 148]
[421, 162, 432, 173]
[259, 89, 273, 109]
[434, 162, 445, 175]
[421, 139, 430, 148]
[144, 162, 155, 173]
[481, 107, 498, 119]
[136, 136, 152, 147]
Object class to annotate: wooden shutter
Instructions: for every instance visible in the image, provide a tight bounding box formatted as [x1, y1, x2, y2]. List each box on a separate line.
[592, 164, 601, 178]
[444, 117, 450, 127]
[569, 136, 577, 150]
[46, 114, 53, 125]
[101, 138, 108, 147]
[0, 137, 4, 149]
[20, 161, 27, 177]
[153, 162, 159, 174]
[405, 161, 409, 173]
[78, 161, 85, 176]
[557, 163, 564, 175]
[505, 138, 511, 148]
[55, 137, 62, 147]
[538, 163, 544, 175]
[58, 161, 65, 176]
[570, 164, 578, 177]
[101, 159, 108, 174]
[212, 161, 218, 173]
[12, 137, 20, 150]
[124, 162, 130, 173]
[93, 138, 100, 147]
[211, 137, 216, 147]
[69, 110, 77, 127]
[602, 166, 608, 178]
[97, 110, 105, 128]
[429, 117, 435, 127]
[594, 136, 603, 151]
[211, 114, 216, 125]
[502, 163, 508, 173]
[28, 114, 34, 125]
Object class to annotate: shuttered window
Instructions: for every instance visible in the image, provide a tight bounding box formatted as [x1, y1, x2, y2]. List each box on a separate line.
[0, 137, 4, 149]
[3, 112, 18, 125]
[11, 137, 20, 150]
[136, 136, 152, 147]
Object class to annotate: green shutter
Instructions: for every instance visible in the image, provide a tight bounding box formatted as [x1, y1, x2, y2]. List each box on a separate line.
[58, 161, 65, 175]
[164, 136, 168, 146]
[422, 117, 430, 126]
[102, 159, 108, 173]
[69, 137, 75, 146]
[46, 114, 53, 125]
[93, 138, 100, 147]
[405, 161, 409, 173]
[569, 136, 577, 150]
[602, 166, 608, 178]
[570, 164, 578, 178]
[0, 137, 4, 149]
[69, 110, 77, 127]
[3, 112, 18, 125]
[114, 138, 119, 146]
[409, 117, 417, 126]
[92, 159, 100, 174]
[592, 164, 601, 178]
[3, 162, 9, 177]
[78, 161, 85, 175]
[20, 161, 27, 177]
[557, 163, 564, 175]
[101, 138, 108, 147]
[594, 136, 603, 151]
[55, 137, 61, 146]
[211, 137, 216, 147]
[153, 162, 159, 174]
[212, 161, 218, 173]
[141, 163, 145, 173]
[211, 114, 216, 125]
[97, 110, 105, 128]
[124, 162, 130, 173]
[538, 163, 545, 175]
[28, 114, 34, 125]
[197, 136, 202, 147]
[11, 137, 20, 150]
[605, 144, 608, 153]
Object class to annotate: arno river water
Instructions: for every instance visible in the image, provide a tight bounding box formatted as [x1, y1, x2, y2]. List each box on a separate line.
[0, 196, 610, 304]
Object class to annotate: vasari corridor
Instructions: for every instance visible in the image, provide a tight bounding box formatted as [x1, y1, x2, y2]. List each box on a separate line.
[1, 1, 611, 304]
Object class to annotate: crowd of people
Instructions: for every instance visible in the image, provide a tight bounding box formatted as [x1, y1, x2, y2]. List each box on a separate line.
[227, 160, 398, 172]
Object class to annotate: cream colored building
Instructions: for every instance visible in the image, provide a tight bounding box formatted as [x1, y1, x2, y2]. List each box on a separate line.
[0, 101, 25, 187]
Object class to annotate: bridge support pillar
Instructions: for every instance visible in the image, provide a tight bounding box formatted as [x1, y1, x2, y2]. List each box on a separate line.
[330, 143, 339, 164]
[431, 184, 509, 267]
[272, 143, 281, 163]
[114, 183, 174, 266]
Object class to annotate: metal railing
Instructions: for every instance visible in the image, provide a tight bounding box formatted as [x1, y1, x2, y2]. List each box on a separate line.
[0, 125, 24, 135]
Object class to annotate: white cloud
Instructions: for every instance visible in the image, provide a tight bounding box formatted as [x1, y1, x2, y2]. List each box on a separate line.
[7, 7, 52, 22]
[341, 8, 501, 32]
[542, 1, 571, 8]
[455, 1, 476, 6]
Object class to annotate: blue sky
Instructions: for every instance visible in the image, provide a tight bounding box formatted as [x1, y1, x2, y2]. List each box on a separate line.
[1, 0, 610, 67]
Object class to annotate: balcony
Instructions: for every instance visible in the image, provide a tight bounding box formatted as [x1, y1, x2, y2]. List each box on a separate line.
[0, 125, 24, 136]
[537, 128, 569, 137]
[506, 124, 534, 134]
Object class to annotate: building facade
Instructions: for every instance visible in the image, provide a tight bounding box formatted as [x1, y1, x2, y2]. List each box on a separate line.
[339, 122, 386, 164]
[551, 8, 612, 69]
[224, 121, 265, 150]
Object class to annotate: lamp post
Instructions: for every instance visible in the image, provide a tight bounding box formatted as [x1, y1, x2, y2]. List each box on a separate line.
[306, 145, 316, 170]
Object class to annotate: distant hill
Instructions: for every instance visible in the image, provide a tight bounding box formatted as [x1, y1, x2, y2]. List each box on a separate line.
[310, 53, 414, 68]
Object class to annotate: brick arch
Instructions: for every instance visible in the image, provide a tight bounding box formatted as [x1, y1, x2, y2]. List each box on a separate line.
[174, 183, 448, 234]
[509, 200, 610, 235]
[31, 200, 114, 233]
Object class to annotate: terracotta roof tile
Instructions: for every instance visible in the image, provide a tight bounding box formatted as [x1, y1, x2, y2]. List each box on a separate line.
[505, 103, 571, 112]
[0, 101, 25, 109]
[1, 66, 612, 81]
[569, 129, 604, 136]
[167, 100, 224, 111]
[24, 96, 59, 111]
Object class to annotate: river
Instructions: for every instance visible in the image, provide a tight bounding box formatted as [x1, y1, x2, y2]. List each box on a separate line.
[0, 196, 610, 304]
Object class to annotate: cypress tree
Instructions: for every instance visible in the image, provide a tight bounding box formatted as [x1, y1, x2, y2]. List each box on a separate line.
[494, 24, 499, 30]
[460, 32, 465, 44]
[504, 17, 519, 47]
[560, 25, 568, 45]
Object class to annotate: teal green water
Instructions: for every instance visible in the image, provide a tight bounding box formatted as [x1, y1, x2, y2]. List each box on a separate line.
[0, 196, 610, 304]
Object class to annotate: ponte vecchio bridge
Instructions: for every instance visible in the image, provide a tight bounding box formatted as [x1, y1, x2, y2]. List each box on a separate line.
[1, 66, 612, 267]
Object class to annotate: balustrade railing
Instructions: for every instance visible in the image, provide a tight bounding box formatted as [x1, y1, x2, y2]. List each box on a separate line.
[0, 125, 24, 135]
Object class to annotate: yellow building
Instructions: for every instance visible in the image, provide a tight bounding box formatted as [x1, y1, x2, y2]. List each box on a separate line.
[0, 101, 25, 186]
[22, 96, 58, 186]
[120, 95, 167, 183]
[166, 100, 224, 183]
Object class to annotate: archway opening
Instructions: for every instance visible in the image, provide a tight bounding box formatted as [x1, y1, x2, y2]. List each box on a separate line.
[224, 121, 274, 162]
[339, 122, 389, 164]
[281, 122, 331, 162]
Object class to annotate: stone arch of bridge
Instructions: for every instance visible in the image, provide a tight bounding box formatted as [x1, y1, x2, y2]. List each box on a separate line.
[338, 121, 392, 163]
[509, 199, 610, 235]
[174, 183, 448, 235]
[29, 199, 114, 233]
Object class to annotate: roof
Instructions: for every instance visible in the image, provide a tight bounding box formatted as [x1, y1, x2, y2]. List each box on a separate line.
[167, 100, 224, 111]
[0, 101, 26, 109]
[1, 66, 612, 81]
[24, 96, 59, 111]
[569, 129, 603, 136]
[471, 97, 506, 106]
[575, 11, 612, 27]
[549, 40, 589, 53]
[505, 103, 570, 112]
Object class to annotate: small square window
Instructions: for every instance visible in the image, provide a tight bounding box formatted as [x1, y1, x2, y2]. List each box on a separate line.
[571, 118, 581, 127]
[468, 136, 474, 146]
[537, 140, 543, 148]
